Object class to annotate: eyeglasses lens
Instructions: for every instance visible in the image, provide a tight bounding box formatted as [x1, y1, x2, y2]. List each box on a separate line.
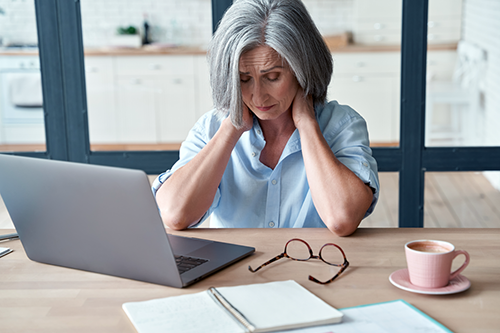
[320, 244, 345, 265]
[286, 240, 310, 260]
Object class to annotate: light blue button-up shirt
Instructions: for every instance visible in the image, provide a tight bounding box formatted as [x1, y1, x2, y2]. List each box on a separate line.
[152, 101, 379, 228]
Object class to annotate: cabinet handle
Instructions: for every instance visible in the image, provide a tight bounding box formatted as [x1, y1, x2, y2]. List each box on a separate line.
[374, 35, 384, 42]
[373, 23, 384, 30]
[428, 21, 436, 28]
[352, 76, 363, 82]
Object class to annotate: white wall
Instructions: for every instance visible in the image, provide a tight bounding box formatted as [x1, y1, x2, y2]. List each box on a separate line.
[0, 0, 38, 46]
[462, 0, 500, 190]
[0, 0, 353, 48]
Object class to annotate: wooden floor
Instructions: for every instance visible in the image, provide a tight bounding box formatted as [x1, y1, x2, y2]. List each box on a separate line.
[1, 172, 499, 229]
[362, 172, 500, 228]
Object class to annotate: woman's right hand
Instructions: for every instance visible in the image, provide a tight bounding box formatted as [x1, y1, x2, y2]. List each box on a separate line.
[240, 103, 254, 132]
[158, 104, 253, 230]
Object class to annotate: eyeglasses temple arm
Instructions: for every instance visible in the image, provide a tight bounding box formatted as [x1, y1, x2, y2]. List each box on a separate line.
[308, 260, 350, 284]
[248, 253, 286, 273]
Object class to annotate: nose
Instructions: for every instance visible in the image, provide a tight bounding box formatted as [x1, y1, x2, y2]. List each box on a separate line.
[252, 81, 268, 106]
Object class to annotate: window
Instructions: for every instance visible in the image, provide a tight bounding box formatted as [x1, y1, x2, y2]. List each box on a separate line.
[4, 0, 499, 227]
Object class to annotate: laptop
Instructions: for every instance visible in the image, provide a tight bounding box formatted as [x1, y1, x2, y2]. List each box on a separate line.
[0, 154, 255, 288]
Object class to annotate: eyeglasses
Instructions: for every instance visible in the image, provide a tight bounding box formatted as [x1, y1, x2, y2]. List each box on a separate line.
[248, 238, 349, 284]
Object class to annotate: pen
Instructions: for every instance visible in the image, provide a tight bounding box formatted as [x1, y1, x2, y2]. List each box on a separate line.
[208, 287, 256, 333]
[0, 233, 19, 242]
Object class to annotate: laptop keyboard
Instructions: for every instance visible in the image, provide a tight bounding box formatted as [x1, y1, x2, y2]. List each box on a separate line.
[175, 255, 209, 274]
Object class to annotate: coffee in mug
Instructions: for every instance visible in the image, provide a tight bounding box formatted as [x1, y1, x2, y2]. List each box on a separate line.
[405, 240, 470, 288]
[407, 240, 452, 253]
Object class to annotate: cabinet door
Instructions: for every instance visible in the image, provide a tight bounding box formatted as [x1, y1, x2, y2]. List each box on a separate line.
[157, 76, 197, 143]
[330, 52, 400, 144]
[115, 77, 159, 143]
[114, 55, 198, 144]
[2, 124, 45, 144]
[85, 56, 117, 143]
[194, 55, 213, 120]
[329, 76, 399, 143]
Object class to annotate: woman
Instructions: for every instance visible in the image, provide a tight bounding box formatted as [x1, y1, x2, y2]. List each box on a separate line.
[153, 0, 379, 236]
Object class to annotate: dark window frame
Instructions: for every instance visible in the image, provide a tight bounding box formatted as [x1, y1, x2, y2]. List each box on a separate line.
[5, 0, 499, 227]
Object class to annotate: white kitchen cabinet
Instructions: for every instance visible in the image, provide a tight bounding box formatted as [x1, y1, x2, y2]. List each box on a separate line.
[114, 55, 194, 77]
[114, 77, 159, 143]
[194, 54, 214, 120]
[329, 49, 457, 145]
[1, 124, 45, 144]
[330, 76, 399, 143]
[329, 51, 400, 144]
[84, 56, 117, 143]
[113, 55, 198, 144]
[157, 75, 197, 143]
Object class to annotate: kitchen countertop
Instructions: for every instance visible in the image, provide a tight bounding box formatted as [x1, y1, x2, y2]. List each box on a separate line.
[0, 42, 457, 57]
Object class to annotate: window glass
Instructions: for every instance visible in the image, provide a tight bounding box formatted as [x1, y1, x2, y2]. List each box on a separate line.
[425, 0, 499, 148]
[80, 0, 212, 151]
[0, 0, 46, 153]
[424, 172, 500, 227]
[304, 0, 402, 147]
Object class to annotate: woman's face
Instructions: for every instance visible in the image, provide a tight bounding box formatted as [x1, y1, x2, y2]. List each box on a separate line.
[239, 45, 300, 122]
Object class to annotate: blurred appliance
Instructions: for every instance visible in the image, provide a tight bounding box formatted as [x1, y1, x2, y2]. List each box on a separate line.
[0, 56, 44, 124]
[0, 54, 45, 144]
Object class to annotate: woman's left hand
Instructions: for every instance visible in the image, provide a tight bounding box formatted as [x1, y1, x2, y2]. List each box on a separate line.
[291, 87, 315, 130]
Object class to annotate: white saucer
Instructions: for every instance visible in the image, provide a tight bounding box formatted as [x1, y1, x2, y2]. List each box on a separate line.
[389, 268, 471, 295]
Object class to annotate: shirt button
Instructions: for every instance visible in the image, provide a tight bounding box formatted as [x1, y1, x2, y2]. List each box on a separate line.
[251, 152, 256, 157]
[257, 130, 262, 135]
[271, 179, 277, 185]
[268, 221, 275, 227]
[362, 162, 368, 167]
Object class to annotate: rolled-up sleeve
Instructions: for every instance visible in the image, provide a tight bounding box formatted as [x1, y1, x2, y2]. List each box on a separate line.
[321, 102, 380, 217]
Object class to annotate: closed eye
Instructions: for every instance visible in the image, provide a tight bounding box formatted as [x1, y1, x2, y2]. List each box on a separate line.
[240, 74, 251, 83]
[266, 73, 280, 82]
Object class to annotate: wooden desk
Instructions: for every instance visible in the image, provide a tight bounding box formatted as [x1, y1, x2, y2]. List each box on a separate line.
[1, 228, 499, 332]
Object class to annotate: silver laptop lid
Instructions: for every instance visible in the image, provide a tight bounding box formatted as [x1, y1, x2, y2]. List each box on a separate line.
[0, 154, 184, 287]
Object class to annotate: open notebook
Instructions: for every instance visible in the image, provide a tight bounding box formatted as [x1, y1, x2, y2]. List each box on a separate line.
[122, 280, 343, 333]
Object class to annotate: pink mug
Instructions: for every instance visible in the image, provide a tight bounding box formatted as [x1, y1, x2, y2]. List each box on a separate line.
[405, 240, 470, 288]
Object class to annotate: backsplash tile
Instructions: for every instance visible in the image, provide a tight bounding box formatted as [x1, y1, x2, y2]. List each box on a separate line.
[0, 0, 352, 48]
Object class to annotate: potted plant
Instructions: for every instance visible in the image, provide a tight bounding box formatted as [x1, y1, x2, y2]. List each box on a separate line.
[111, 25, 141, 48]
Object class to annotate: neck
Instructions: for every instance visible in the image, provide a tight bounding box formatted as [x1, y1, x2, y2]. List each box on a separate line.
[259, 109, 296, 143]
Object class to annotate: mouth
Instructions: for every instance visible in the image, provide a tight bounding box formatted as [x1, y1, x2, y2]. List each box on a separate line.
[255, 105, 275, 112]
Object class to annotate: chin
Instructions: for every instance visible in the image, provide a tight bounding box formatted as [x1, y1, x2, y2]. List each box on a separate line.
[252, 108, 290, 122]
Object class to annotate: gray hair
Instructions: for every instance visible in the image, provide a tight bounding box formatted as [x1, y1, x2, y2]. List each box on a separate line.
[208, 0, 333, 128]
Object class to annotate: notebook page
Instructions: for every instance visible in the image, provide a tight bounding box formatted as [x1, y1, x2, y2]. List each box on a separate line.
[217, 280, 343, 332]
[0, 247, 12, 258]
[122, 291, 243, 333]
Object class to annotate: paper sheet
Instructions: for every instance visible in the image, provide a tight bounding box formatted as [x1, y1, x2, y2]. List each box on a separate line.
[0, 247, 13, 258]
[122, 291, 243, 333]
[217, 280, 343, 330]
[274, 300, 452, 333]
[122, 280, 342, 333]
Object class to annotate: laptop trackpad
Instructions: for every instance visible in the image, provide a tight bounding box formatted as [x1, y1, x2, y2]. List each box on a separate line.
[167, 234, 213, 255]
